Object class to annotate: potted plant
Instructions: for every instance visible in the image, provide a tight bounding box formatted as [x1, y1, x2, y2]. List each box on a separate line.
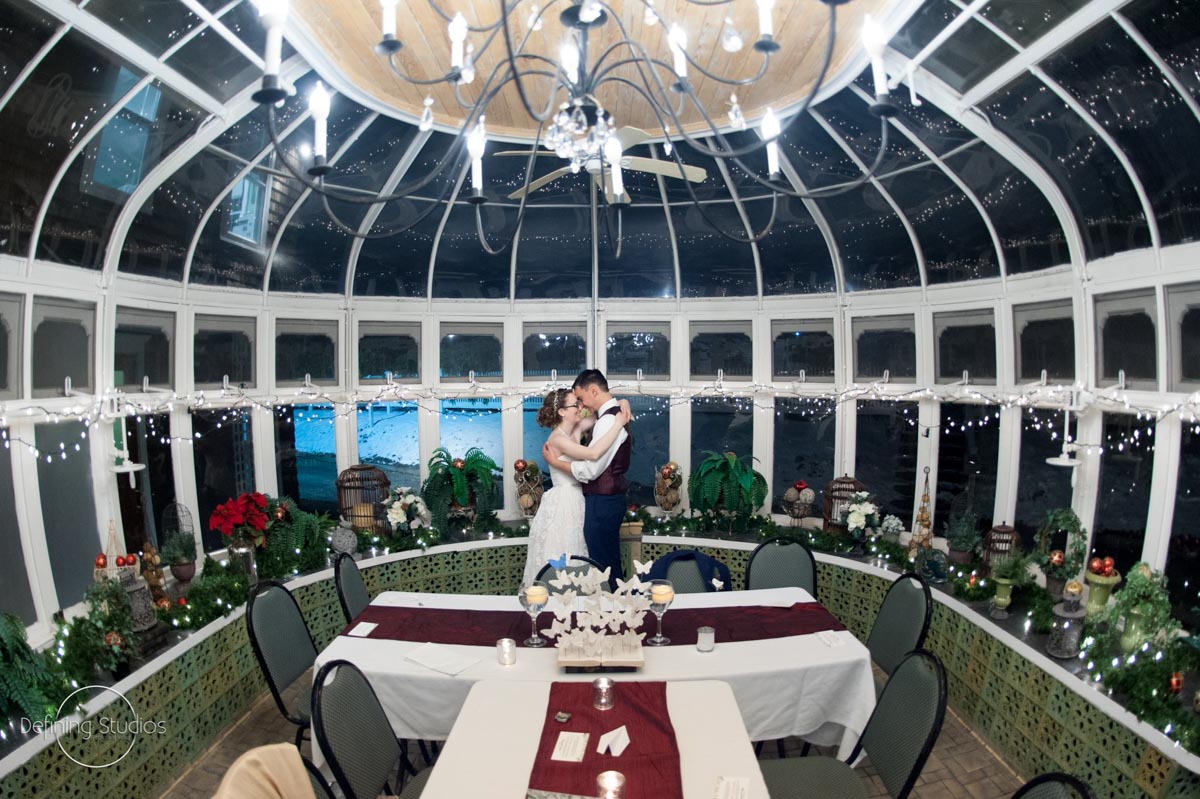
[61, 579, 139, 682]
[942, 508, 980, 565]
[421, 447, 500, 533]
[1033, 508, 1088, 599]
[1105, 562, 1175, 653]
[160, 533, 198, 585]
[209, 492, 272, 583]
[1084, 554, 1121, 617]
[687, 451, 768, 521]
[0, 613, 61, 729]
[989, 552, 1028, 614]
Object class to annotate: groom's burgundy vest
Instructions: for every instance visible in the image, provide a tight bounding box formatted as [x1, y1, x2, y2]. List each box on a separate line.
[581, 404, 632, 496]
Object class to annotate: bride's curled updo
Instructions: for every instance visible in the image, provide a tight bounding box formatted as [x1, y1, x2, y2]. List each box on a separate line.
[536, 389, 573, 429]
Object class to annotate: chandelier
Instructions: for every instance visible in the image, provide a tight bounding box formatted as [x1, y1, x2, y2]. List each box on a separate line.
[249, 0, 898, 256]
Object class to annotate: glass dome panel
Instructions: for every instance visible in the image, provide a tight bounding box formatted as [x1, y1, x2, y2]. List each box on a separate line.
[36, 81, 203, 268]
[943, 145, 1069, 273]
[271, 116, 420, 293]
[890, 0, 1018, 93]
[483, 140, 591, 205]
[597, 203, 675, 298]
[397, 132, 467, 202]
[979, 0, 1090, 47]
[853, 72, 977, 156]
[854, 400, 919, 522]
[656, 142, 731, 203]
[982, 74, 1151, 260]
[815, 91, 927, 175]
[514, 207, 592, 299]
[754, 195, 836, 295]
[0, 31, 141, 257]
[716, 132, 778, 200]
[1041, 19, 1200, 247]
[1122, 0, 1200, 102]
[84, 0, 201, 56]
[164, 26, 258, 104]
[0, 0, 60, 99]
[672, 203, 757, 298]
[353, 199, 445, 297]
[430, 202, 513, 299]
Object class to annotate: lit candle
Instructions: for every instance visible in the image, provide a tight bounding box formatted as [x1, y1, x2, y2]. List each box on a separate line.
[496, 638, 517, 666]
[761, 107, 780, 176]
[379, 0, 397, 38]
[755, 0, 774, 39]
[309, 82, 331, 159]
[525, 584, 549, 605]
[696, 626, 715, 652]
[468, 117, 487, 191]
[861, 14, 889, 97]
[650, 584, 674, 604]
[668, 25, 688, 79]
[596, 770, 625, 799]
[257, 0, 289, 76]
[561, 38, 580, 86]
[604, 136, 624, 198]
[449, 12, 468, 70]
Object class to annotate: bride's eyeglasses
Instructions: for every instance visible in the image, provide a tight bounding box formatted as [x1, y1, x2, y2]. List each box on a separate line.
[562, 401, 579, 409]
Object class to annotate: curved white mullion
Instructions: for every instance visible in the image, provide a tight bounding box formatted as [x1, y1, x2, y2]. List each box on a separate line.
[1113, 12, 1200, 130]
[846, 83, 1008, 283]
[424, 164, 472, 310]
[645, 147, 683, 307]
[710, 158, 765, 305]
[103, 56, 310, 289]
[261, 111, 380, 294]
[0, 24, 68, 116]
[343, 128, 433, 298]
[810, 110, 928, 294]
[774, 148, 845, 298]
[180, 109, 313, 295]
[1030, 67, 1161, 252]
[178, 0, 265, 70]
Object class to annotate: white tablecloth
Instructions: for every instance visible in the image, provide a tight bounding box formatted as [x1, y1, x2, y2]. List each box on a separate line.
[420, 680, 769, 798]
[314, 587, 874, 762]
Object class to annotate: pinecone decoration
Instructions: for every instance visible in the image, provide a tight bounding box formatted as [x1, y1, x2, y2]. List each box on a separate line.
[514, 459, 544, 518]
[655, 462, 683, 512]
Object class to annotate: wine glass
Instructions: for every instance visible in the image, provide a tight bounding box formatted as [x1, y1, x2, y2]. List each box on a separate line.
[646, 579, 674, 646]
[519, 580, 550, 647]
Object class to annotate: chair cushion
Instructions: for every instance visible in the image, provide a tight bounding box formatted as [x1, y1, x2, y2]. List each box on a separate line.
[292, 681, 312, 723]
[759, 756, 868, 799]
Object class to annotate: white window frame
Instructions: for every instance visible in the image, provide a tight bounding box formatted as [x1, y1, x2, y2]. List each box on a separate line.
[194, 313, 257, 389]
[1013, 299, 1075, 383]
[31, 296, 96, 398]
[521, 321, 587, 381]
[851, 314, 916, 382]
[274, 318, 339, 387]
[933, 308, 997, 385]
[1094, 289, 1158, 391]
[439, 321, 504, 384]
[115, 305, 175, 389]
[770, 318, 836, 383]
[0, 293, 23, 401]
[358, 321, 421, 383]
[1165, 282, 1200, 393]
[605, 320, 672, 381]
[689, 320, 753, 380]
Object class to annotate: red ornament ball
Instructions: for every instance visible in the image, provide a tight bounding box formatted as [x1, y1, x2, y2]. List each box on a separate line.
[104, 632, 123, 648]
[1049, 550, 1065, 567]
[452, 458, 466, 470]
[514, 459, 527, 472]
[177, 597, 188, 606]
[115, 556, 127, 567]
[793, 480, 808, 491]
[1102, 556, 1116, 575]
[1169, 672, 1185, 694]
[1089, 557, 1104, 575]
[95, 554, 108, 569]
[125, 552, 137, 565]
[155, 598, 171, 610]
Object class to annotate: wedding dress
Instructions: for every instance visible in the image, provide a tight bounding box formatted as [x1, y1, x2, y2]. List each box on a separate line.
[522, 432, 587, 585]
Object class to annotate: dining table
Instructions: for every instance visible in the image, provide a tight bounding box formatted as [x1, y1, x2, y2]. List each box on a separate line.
[312, 586, 876, 768]
[418, 679, 770, 798]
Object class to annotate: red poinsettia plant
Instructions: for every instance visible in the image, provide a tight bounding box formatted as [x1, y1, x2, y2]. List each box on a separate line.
[209, 492, 272, 548]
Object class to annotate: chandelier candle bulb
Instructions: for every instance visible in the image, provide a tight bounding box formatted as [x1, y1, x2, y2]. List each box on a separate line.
[755, 0, 774, 38]
[668, 25, 688, 78]
[309, 82, 331, 159]
[762, 108, 781, 175]
[258, 0, 288, 75]
[379, 0, 397, 38]
[722, 20, 744, 54]
[604, 136, 624, 197]
[448, 12, 468, 69]
[862, 14, 889, 97]
[468, 118, 487, 190]
[561, 39, 580, 86]
[643, 0, 657, 26]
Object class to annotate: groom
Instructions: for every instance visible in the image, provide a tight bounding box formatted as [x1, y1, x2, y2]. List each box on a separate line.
[544, 369, 630, 580]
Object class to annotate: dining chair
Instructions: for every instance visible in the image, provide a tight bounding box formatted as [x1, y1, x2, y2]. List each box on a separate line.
[334, 552, 371, 623]
[536, 554, 605, 592]
[301, 755, 336, 799]
[312, 659, 430, 799]
[865, 572, 932, 693]
[744, 536, 817, 594]
[1011, 772, 1096, 799]
[246, 580, 319, 749]
[758, 650, 947, 799]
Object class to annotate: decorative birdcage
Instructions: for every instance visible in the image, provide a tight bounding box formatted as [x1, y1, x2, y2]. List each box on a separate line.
[337, 464, 391, 536]
[160, 502, 195, 546]
[823, 475, 865, 535]
[982, 522, 1020, 575]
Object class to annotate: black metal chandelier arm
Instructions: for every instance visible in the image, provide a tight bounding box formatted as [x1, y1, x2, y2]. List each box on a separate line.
[424, 0, 519, 33]
[472, 119, 550, 255]
[670, 166, 781, 244]
[316, 186, 450, 240]
[382, 52, 463, 87]
[500, 0, 573, 122]
[598, 199, 624, 259]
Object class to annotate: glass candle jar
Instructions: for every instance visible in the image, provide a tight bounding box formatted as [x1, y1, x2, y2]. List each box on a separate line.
[496, 638, 517, 665]
[592, 677, 614, 711]
[596, 770, 625, 799]
[696, 626, 715, 652]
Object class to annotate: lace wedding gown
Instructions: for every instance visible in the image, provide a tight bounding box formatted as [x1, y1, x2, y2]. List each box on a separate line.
[522, 437, 587, 585]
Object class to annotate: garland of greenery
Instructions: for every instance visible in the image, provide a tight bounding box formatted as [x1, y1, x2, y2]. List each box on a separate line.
[0, 613, 62, 722]
[1033, 507, 1088, 581]
[157, 558, 251, 630]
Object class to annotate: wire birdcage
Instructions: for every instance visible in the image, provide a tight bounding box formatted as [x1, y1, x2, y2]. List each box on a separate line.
[160, 502, 195, 547]
[823, 475, 866, 535]
[337, 464, 391, 536]
[982, 523, 1020, 575]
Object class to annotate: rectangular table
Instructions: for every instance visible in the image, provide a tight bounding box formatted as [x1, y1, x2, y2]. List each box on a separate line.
[420, 680, 769, 798]
[314, 587, 875, 762]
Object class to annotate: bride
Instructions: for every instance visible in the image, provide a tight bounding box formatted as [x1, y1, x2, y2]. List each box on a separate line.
[522, 389, 632, 585]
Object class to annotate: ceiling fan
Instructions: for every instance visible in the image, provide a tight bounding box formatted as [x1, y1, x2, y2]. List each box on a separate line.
[495, 126, 707, 201]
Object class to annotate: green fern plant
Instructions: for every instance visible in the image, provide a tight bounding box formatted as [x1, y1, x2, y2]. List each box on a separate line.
[687, 450, 768, 517]
[422, 447, 500, 532]
[0, 613, 59, 722]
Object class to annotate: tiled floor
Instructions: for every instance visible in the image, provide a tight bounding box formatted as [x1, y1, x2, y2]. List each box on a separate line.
[159, 671, 1025, 798]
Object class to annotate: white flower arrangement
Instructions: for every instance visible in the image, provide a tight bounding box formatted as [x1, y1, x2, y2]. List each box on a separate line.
[880, 514, 904, 536]
[541, 559, 656, 660]
[841, 490, 881, 534]
[384, 486, 432, 533]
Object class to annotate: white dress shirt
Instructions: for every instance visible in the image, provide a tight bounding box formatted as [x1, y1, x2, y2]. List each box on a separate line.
[570, 397, 628, 483]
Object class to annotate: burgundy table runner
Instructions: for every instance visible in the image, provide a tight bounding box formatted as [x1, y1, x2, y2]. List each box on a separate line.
[527, 681, 682, 799]
[340, 601, 845, 646]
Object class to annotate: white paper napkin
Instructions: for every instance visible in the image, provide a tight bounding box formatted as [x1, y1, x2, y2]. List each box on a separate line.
[551, 731, 589, 762]
[713, 776, 750, 799]
[346, 621, 378, 637]
[596, 725, 630, 756]
[403, 642, 480, 676]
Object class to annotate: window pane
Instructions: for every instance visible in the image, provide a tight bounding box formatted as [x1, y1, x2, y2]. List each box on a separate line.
[890, 0, 1017, 93]
[0, 0, 59, 100]
[0, 434, 35, 623]
[163, 24, 259, 103]
[607, 323, 670, 380]
[32, 297, 94, 397]
[853, 71, 976, 157]
[353, 199, 442, 297]
[523, 395, 559, 492]
[431, 203, 512, 299]
[690, 397, 754, 477]
[193, 408, 255, 553]
[275, 404, 337, 515]
[276, 321, 337, 384]
[357, 402, 420, 488]
[0, 293, 23, 400]
[440, 398, 503, 510]
[619, 394, 670, 508]
[115, 307, 173, 388]
[935, 311, 996, 384]
[195, 315, 255, 388]
[934, 404, 1000, 534]
[1180, 309, 1200, 385]
[673, 203, 757, 298]
[1015, 301, 1075, 382]
[980, 0, 1089, 46]
[1096, 292, 1157, 388]
[1121, 0, 1200, 103]
[1168, 423, 1200, 629]
[359, 323, 419, 381]
[771, 321, 835, 381]
[118, 413, 176, 552]
[854, 317, 916, 381]
[1093, 413, 1155, 577]
[1014, 408, 1077, 547]
[772, 397, 837, 515]
[514, 208, 592, 300]
[756, 195, 837, 295]
[38, 421, 99, 608]
[84, 0, 200, 55]
[982, 75, 1151, 260]
[523, 324, 586, 380]
[690, 325, 752, 379]
[597, 203, 676, 299]
[854, 401, 919, 523]
[441, 324, 502, 381]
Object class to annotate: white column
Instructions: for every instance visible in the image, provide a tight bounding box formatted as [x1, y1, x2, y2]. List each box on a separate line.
[1144, 414, 1180, 569]
[993, 404, 1023, 528]
[1072, 406, 1103, 552]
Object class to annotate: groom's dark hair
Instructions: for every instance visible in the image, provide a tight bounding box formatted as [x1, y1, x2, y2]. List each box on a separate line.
[573, 369, 609, 392]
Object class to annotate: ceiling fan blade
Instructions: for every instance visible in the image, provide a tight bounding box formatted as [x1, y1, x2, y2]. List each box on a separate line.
[614, 127, 651, 151]
[596, 173, 617, 205]
[622, 156, 707, 183]
[494, 150, 559, 157]
[507, 167, 573, 200]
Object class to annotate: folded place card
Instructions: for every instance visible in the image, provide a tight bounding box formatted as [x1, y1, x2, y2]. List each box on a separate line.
[346, 621, 378, 637]
[403, 642, 480, 676]
[817, 630, 844, 648]
[595, 725, 630, 756]
[712, 776, 750, 799]
[550, 731, 589, 762]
